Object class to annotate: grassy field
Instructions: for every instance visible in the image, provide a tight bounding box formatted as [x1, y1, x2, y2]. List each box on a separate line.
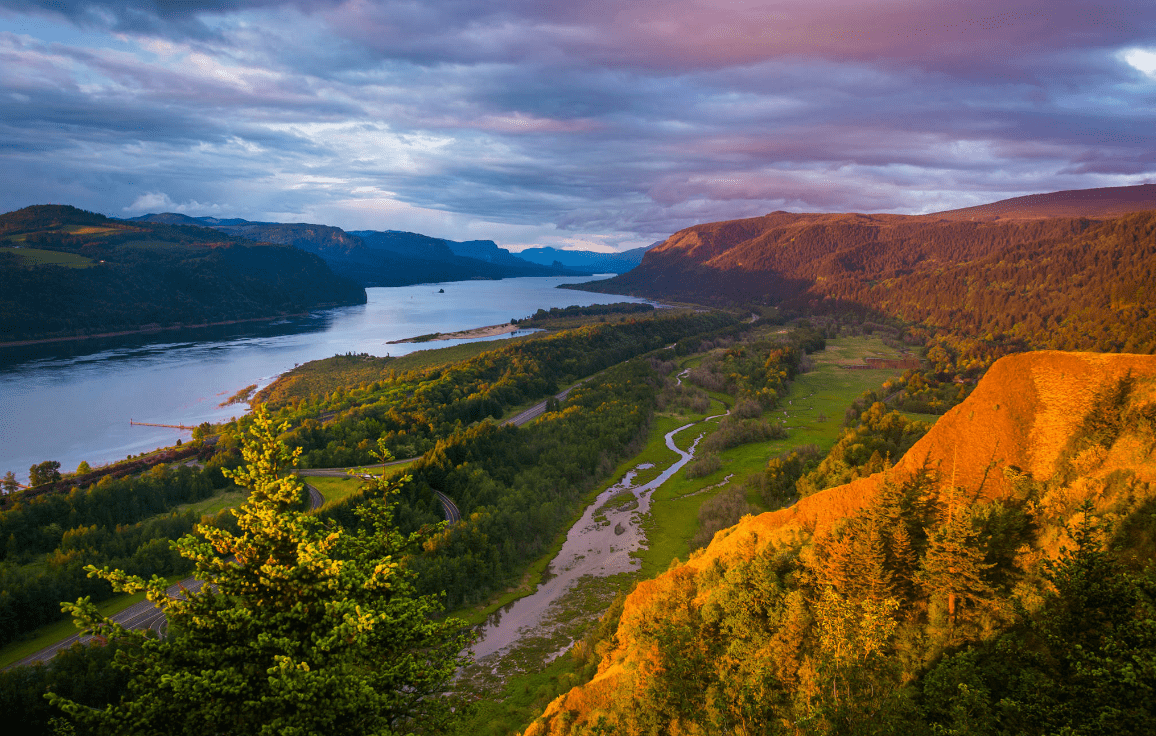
[173, 489, 246, 517]
[0, 573, 185, 669]
[1, 246, 95, 268]
[299, 475, 369, 506]
[388, 335, 541, 374]
[633, 334, 914, 577]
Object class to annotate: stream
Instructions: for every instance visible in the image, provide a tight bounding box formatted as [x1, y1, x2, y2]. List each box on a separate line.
[470, 408, 727, 662]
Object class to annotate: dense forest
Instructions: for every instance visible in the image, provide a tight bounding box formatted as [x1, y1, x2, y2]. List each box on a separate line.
[0, 311, 735, 655]
[127, 212, 586, 287]
[0, 206, 365, 342]
[5, 192, 1156, 735]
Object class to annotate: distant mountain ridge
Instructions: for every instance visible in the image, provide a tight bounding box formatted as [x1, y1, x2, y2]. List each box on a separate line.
[931, 182, 1156, 221]
[128, 214, 595, 286]
[514, 244, 655, 274]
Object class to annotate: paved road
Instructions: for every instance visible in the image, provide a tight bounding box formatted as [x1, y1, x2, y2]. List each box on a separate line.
[13, 578, 209, 669]
[303, 482, 324, 509]
[433, 490, 462, 524]
[12, 481, 325, 670]
[297, 457, 415, 478]
[503, 380, 588, 427]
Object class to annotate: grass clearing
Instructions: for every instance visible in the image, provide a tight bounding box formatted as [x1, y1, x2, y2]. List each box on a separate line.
[389, 335, 542, 375]
[299, 475, 368, 506]
[898, 410, 943, 425]
[1, 246, 95, 268]
[173, 489, 246, 517]
[0, 573, 185, 669]
[636, 335, 912, 577]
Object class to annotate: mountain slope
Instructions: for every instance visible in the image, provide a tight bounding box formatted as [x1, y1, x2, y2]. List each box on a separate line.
[932, 182, 1156, 221]
[2, 205, 365, 342]
[524, 350, 1156, 735]
[129, 214, 589, 286]
[575, 188, 1156, 352]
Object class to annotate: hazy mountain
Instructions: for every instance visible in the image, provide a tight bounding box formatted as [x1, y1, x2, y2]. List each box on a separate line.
[514, 244, 655, 274]
[128, 215, 591, 286]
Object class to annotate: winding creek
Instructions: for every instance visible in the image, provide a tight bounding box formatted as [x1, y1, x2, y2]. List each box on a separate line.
[471, 407, 729, 663]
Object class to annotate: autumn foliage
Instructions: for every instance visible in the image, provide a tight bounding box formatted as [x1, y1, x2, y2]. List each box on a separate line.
[524, 351, 1156, 735]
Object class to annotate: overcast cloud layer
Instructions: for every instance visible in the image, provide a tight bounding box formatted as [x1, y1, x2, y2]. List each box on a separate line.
[1, 0, 1154, 250]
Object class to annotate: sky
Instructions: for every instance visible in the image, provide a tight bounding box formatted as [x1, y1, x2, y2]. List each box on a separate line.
[1, 1, 1155, 252]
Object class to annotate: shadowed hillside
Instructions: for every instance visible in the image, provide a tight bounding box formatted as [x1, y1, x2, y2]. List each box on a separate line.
[1, 205, 366, 342]
[524, 351, 1156, 735]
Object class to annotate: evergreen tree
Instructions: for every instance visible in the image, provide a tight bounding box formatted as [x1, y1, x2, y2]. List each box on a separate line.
[915, 489, 994, 633]
[50, 405, 471, 735]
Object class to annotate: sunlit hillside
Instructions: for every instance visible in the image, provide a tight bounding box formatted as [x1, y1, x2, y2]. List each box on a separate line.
[525, 351, 1156, 735]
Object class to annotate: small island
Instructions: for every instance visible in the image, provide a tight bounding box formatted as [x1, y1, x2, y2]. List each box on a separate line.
[386, 322, 521, 344]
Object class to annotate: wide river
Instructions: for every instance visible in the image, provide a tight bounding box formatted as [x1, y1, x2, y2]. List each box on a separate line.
[1, 276, 644, 483]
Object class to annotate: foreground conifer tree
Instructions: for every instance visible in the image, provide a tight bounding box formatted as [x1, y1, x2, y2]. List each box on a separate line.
[51, 405, 470, 735]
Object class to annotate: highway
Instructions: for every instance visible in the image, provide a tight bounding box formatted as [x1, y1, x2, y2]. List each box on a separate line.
[433, 490, 462, 523]
[12, 383, 568, 668]
[503, 380, 588, 427]
[12, 481, 323, 669]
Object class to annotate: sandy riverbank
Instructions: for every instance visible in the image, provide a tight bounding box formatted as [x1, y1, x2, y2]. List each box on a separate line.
[386, 322, 521, 344]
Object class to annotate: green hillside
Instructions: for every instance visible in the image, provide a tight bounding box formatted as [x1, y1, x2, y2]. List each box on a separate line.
[0, 205, 366, 342]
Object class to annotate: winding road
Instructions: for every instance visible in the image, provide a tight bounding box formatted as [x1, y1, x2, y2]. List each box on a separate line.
[11, 480, 326, 670]
[12, 383, 579, 669]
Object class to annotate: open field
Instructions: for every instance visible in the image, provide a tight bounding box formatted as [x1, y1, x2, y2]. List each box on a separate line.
[173, 489, 246, 517]
[1, 246, 94, 268]
[0, 574, 185, 669]
[634, 334, 913, 576]
[299, 475, 369, 506]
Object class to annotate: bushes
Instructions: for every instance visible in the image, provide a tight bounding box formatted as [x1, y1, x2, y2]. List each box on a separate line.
[700, 417, 786, 454]
[690, 486, 755, 550]
[685, 452, 722, 480]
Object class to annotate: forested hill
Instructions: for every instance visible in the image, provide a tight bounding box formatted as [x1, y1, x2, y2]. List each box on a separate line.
[515, 244, 654, 274]
[526, 350, 1156, 735]
[1, 205, 366, 343]
[127, 213, 589, 286]
[932, 182, 1156, 220]
[575, 194, 1156, 352]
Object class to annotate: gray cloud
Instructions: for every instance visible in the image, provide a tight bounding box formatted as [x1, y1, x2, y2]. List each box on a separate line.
[1, 0, 1155, 248]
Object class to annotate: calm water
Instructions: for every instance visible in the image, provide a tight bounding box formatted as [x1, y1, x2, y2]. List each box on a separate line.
[0, 276, 644, 483]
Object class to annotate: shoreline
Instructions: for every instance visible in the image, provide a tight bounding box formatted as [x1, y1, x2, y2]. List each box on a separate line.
[386, 322, 522, 344]
[0, 311, 329, 349]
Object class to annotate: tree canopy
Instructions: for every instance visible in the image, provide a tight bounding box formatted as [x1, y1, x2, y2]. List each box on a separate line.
[50, 405, 471, 735]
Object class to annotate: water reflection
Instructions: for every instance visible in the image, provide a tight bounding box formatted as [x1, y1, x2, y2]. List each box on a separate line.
[1, 276, 646, 482]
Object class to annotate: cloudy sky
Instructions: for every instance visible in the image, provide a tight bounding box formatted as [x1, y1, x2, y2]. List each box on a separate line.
[2, 1, 1155, 251]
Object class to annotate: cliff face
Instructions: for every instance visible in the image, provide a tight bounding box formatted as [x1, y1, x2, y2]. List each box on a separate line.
[523, 351, 1156, 736]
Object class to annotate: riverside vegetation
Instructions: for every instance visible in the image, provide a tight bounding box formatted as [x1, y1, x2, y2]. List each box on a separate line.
[3, 205, 1156, 733]
[7, 305, 1155, 735]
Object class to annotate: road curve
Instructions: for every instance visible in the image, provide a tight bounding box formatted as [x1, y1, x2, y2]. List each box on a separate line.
[10, 487, 322, 670]
[433, 491, 462, 524]
[503, 380, 588, 427]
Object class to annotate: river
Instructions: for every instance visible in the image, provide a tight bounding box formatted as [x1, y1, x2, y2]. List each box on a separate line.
[0, 276, 644, 483]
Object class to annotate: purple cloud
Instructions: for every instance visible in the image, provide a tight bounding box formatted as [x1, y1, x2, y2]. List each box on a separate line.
[0, 0, 1154, 248]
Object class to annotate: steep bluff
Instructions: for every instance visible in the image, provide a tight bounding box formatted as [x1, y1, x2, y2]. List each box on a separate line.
[523, 350, 1156, 735]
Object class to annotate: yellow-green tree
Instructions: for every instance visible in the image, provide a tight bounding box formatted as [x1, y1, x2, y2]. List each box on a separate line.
[51, 405, 471, 735]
